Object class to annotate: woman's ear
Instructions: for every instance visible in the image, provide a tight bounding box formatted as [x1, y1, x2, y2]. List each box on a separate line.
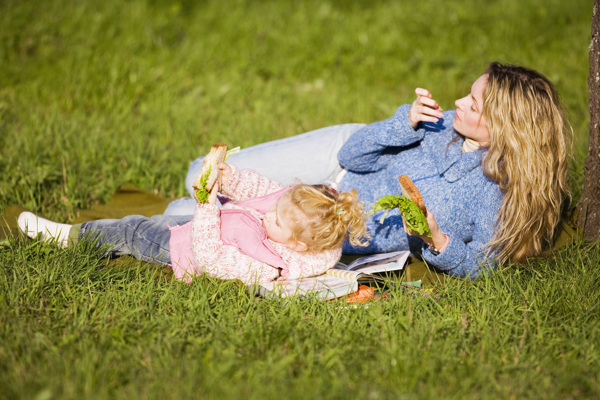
[289, 240, 308, 252]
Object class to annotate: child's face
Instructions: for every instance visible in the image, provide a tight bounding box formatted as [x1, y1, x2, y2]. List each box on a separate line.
[262, 195, 303, 249]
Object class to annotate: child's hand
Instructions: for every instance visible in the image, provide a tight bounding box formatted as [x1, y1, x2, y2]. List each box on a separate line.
[217, 162, 232, 187]
[207, 183, 219, 205]
[408, 88, 444, 129]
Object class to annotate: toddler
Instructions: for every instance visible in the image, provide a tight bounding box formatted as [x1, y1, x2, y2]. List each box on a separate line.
[18, 163, 369, 284]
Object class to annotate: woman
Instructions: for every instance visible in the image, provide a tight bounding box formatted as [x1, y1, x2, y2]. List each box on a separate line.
[169, 62, 572, 279]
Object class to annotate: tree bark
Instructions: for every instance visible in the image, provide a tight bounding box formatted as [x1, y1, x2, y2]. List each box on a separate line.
[577, 0, 600, 240]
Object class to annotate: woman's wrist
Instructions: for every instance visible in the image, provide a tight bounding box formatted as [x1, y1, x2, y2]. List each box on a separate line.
[425, 231, 449, 255]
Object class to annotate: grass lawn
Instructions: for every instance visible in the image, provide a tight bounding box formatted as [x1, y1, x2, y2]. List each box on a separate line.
[1, 0, 598, 398]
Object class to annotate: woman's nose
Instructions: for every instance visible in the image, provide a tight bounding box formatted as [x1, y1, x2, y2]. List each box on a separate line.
[455, 97, 464, 110]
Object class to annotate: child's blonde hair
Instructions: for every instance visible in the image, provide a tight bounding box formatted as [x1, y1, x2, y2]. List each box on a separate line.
[282, 185, 370, 252]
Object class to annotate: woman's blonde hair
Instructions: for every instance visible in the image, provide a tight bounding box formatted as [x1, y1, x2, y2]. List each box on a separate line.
[282, 185, 370, 252]
[481, 62, 572, 262]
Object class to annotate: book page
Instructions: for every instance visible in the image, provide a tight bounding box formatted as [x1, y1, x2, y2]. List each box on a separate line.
[346, 250, 410, 274]
[325, 268, 362, 281]
[260, 272, 358, 300]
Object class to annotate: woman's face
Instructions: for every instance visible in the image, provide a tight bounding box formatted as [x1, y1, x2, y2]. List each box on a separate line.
[453, 74, 490, 145]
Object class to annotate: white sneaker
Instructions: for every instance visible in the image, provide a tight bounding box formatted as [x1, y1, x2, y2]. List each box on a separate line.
[17, 211, 73, 248]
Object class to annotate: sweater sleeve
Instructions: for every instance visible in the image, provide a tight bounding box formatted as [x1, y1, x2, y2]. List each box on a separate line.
[220, 164, 284, 201]
[337, 104, 426, 172]
[421, 182, 502, 279]
[191, 203, 280, 284]
[273, 243, 342, 281]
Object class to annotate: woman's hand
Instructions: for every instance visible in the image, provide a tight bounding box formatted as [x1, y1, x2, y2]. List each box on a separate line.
[402, 208, 449, 253]
[408, 88, 444, 129]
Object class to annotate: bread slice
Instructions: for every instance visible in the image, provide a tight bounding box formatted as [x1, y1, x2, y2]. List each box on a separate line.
[193, 144, 228, 193]
[398, 175, 426, 213]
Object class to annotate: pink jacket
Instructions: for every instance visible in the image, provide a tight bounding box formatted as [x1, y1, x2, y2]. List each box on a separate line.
[170, 166, 341, 284]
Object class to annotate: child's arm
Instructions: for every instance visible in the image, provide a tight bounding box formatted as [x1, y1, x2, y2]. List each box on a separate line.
[191, 204, 280, 284]
[274, 244, 342, 281]
[219, 164, 284, 201]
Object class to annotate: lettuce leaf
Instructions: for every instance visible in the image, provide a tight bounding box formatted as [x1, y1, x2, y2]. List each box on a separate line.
[195, 165, 212, 203]
[195, 188, 210, 203]
[371, 195, 431, 236]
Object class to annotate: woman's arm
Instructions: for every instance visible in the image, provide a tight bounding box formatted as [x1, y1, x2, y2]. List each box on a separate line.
[337, 105, 424, 173]
[338, 88, 447, 173]
[419, 184, 503, 279]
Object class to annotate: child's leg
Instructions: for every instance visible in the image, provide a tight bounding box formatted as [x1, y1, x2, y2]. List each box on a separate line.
[79, 214, 192, 265]
[18, 212, 74, 248]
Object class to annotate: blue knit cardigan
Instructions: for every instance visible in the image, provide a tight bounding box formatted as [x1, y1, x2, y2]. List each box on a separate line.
[337, 104, 503, 279]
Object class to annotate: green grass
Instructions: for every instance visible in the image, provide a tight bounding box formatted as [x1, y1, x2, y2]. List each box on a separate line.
[0, 0, 598, 398]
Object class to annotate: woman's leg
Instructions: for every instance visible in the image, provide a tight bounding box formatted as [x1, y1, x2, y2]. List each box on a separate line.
[185, 123, 365, 194]
[80, 214, 191, 265]
[164, 123, 365, 216]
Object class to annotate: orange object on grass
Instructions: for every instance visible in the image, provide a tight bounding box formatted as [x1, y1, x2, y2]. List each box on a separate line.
[346, 285, 378, 303]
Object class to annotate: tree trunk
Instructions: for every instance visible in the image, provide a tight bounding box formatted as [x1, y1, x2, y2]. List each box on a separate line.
[577, 0, 600, 240]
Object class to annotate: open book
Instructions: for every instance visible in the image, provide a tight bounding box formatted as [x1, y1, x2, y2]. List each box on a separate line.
[337, 250, 410, 275]
[255, 251, 410, 301]
[255, 268, 386, 301]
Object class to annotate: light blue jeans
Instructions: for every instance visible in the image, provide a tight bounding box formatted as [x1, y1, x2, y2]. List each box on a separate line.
[80, 215, 192, 265]
[165, 123, 365, 215]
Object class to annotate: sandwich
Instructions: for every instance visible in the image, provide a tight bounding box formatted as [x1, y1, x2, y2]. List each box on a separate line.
[370, 175, 431, 236]
[193, 144, 228, 203]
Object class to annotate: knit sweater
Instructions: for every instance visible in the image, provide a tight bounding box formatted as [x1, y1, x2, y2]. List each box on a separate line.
[190, 166, 341, 285]
[337, 104, 503, 279]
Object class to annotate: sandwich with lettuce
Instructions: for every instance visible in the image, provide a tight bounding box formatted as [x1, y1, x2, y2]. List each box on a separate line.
[193, 144, 242, 203]
[371, 175, 431, 237]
